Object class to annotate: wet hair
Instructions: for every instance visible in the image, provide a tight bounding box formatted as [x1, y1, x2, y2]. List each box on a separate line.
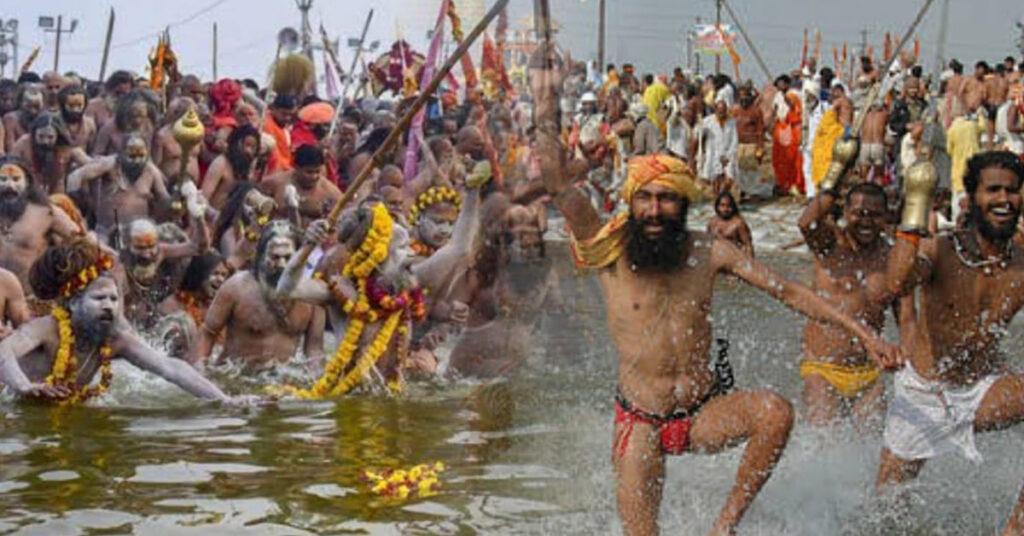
[114, 90, 157, 132]
[714, 191, 739, 218]
[775, 74, 791, 86]
[30, 113, 72, 147]
[949, 59, 963, 74]
[180, 252, 226, 293]
[1006, 56, 1018, 65]
[995, 64, 1007, 75]
[29, 238, 108, 301]
[212, 181, 258, 249]
[845, 182, 888, 207]
[293, 144, 324, 168]
[105, 70, 134, 92]
[57, 84, 87, 109]
[250, 220, 301, 278]
[975, 61, 991, 73]
[226, 124, 260, 180]
[963, 151, 1024, 196]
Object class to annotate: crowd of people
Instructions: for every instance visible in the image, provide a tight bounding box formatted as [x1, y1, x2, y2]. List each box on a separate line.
[0, 27, 1022, 536]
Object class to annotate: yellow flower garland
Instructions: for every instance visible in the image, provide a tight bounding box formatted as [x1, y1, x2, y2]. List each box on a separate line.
[407, 186, 461, 227]
[276, 203, 409, 399]
[364, 461, 446, 499]
[45, 306, 115, 406]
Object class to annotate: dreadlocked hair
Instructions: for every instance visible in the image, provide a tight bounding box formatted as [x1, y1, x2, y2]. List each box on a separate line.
[29, 238, 110, 302]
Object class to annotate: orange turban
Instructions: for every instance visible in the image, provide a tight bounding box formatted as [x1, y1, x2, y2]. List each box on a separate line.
[298, 102, 335, 124]
[569, 155, 702, 270]
[621, 154, 701, 204]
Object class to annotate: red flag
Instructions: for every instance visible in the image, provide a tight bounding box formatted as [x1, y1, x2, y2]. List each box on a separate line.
[883, 32, 892, 63]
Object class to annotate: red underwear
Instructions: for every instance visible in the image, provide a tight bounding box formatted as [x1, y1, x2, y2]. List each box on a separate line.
[614, 397, 693, 457]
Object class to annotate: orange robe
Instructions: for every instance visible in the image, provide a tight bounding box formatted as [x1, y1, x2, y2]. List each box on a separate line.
[262, 113, 293, 174]
[772, 91, 804, 194]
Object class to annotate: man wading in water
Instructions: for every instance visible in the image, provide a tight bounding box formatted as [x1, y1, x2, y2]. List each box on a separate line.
[877, 150, 1024, 535]
[532, 46, 901, 536]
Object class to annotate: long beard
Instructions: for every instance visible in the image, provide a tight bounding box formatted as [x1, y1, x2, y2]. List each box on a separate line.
[261, 268, 283, 288]
[62, 110, 84, 124]
[119, 157, 146, 182]
[625, 214, 689, 272]
[0, 192, 28, 221]
[34, 144, 56, 164]
[73, 316, 113, 346]
[972, 203, 1019, 241]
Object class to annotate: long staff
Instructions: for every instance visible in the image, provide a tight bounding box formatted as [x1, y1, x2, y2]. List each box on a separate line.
[293, 0, 511, 267]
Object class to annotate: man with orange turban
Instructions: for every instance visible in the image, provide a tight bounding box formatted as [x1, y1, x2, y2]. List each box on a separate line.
[539, 100, 901, 536]
[291, 101, 339, 187]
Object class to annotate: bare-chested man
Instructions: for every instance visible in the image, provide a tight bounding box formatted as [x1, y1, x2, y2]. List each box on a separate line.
[85, 71, 134, 132]
[859, 101, 890, 181]
[0, 266, 29, 339]
[112, 217, 208, 335]
[2, 84, 43, 151]
[40, 72, 65, 113]
[878, 151, 1024, 536]
[212, 183, 277, 272]
[276, 171, 486, 391]
[9, 113, 90, 194]
[0, 157, 86, 293]
[797, 181, 897, 426]
[68, 133, 172, 241]
[57, 85, 96, 151]
[160, 252, 231, 363]
[92, 90, 158, 157]
[152, 97, 201, 181]
[259, 145, 341, 227]
[732, 87, 767, 199]
[0, 239, 246, 405]
[531, 48, 899, 535]
[199, 221, 325, 372]
[706, 191, 753, 258]
[202, 125, 260, 211]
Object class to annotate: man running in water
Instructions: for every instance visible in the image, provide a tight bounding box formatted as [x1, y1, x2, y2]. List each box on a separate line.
[878, 150, 1024, 536]
[532, 47, 901, 536]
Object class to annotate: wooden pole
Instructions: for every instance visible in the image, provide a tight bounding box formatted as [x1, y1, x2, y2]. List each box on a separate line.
[719, 0, 772, 83]
[291, 0, 511, 268]
[99, 8, 115, 82]
[715, 0, 721, 75]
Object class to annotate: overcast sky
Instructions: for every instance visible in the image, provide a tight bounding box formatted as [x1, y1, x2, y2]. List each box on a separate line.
[1, 0, 1022, 85]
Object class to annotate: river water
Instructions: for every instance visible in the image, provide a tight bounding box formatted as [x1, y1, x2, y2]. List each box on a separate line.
[1, 203, 1023, 535]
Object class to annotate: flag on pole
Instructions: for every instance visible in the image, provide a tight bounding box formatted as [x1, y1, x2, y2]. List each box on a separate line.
[447, 0, 478, 89]
[403, 0, 451, 182]
[323, 48, 340, 101]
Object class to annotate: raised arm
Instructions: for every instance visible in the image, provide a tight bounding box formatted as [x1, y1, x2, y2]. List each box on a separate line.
[67, 155, 116, 192]
[276, 220, 334, 305]
[797, 192, 839, 255]
[412, 186, 482, 292]
[712, 237, 900, 369]
[118, 327, 231, 402]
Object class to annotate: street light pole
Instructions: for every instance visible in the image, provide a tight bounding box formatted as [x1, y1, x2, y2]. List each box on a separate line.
[40, 15, 77, 72]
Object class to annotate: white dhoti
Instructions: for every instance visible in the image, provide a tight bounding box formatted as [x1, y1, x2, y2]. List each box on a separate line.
[883, 364, 1000, 462]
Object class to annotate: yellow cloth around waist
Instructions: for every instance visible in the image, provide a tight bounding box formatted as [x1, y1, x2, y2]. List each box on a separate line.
[800, 360, 879, 398]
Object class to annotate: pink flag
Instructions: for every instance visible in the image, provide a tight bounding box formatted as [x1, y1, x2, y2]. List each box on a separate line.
[403, 0, 450, 183]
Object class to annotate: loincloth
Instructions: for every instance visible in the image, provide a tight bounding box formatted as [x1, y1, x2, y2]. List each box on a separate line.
[800, 359, 880, 398]
[613, 383, 723, 458]
[883, 363, 999, 462]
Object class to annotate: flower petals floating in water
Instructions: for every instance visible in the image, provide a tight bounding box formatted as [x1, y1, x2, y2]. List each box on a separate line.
[363, 462, 445, 499]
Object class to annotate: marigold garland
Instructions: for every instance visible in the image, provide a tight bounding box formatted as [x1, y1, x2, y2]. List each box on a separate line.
[45, 306, 114, 406]
[407, 186, 461, 227]
[58, 255, 115, 298]
[364, 461, 445, 499]
[410, 240, 436, 257]
[274, 204, 427, 399]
